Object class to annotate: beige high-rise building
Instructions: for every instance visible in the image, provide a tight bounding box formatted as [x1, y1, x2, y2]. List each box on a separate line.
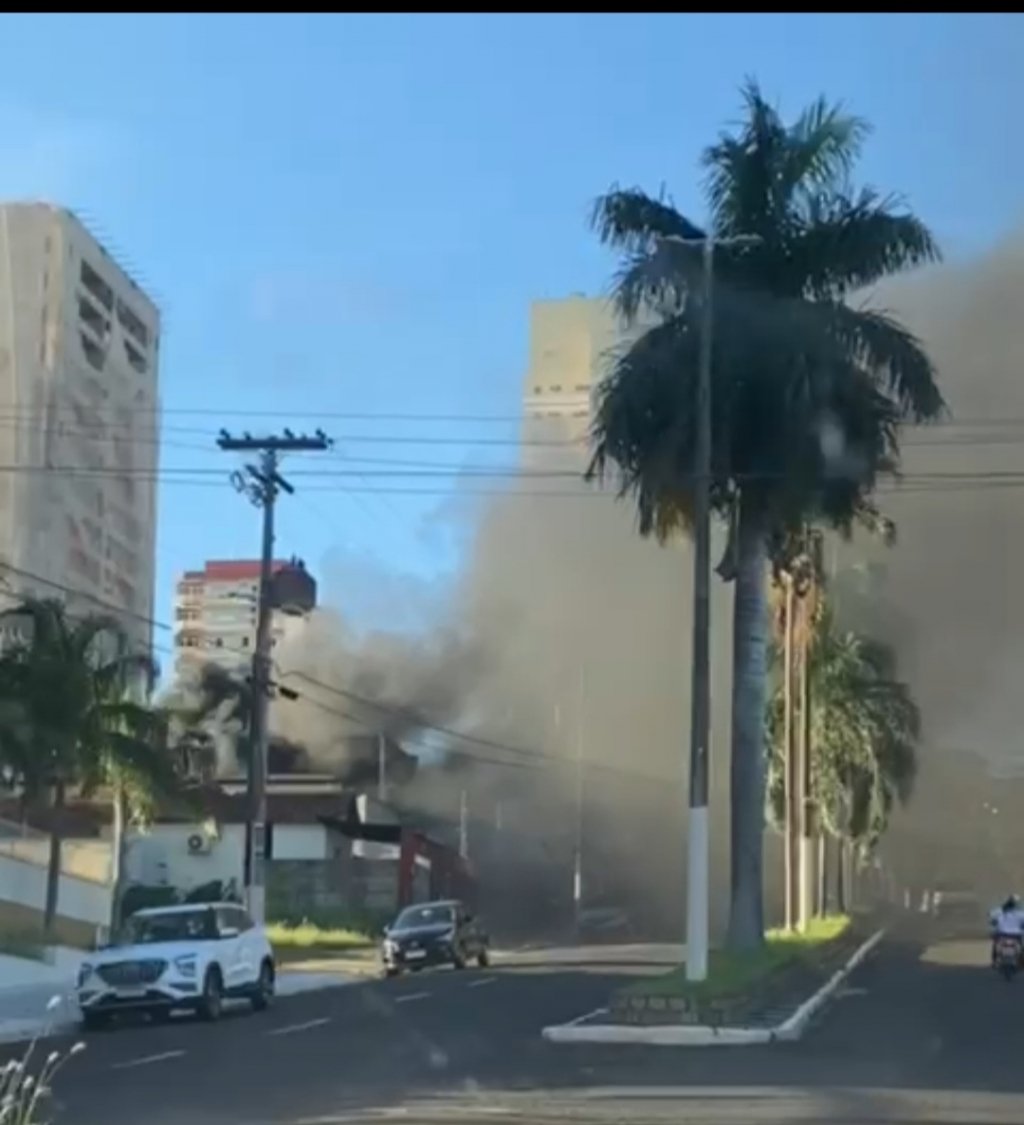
[0, 204, 160, 651]
[174, 559, 315, 681]
[520, 295, 650, 472]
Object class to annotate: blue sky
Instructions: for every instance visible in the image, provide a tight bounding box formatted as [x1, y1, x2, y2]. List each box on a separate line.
[0, 13, 1020, 650]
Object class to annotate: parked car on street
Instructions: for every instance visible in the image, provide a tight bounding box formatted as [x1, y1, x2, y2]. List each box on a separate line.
[381, 899, 489, 977]
[76, 902, 275, 1030]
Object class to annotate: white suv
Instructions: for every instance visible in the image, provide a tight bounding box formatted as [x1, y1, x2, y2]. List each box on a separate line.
[77, 902, 275, 1030]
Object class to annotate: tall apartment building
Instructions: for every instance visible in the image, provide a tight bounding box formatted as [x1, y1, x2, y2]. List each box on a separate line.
[0, 203, 160, 651]
[174, 559, 315, 680]
[520, 295, 649, 472]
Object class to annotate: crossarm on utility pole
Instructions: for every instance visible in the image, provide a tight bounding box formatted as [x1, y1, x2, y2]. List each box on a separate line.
[217, 428, 332, 923]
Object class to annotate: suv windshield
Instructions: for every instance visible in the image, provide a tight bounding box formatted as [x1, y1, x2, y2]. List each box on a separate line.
[393, 904, 454, 931]
[119, 908, 218, 945]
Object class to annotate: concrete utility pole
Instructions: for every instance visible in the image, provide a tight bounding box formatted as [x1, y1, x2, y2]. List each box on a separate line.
[684, 233, 715, 983]
[662, 231, 761, 983]
[218, 428, 331, 923]
[794, 526, 823, 932]
[377, 732, 388, 802]
[458, 788, 469, 860]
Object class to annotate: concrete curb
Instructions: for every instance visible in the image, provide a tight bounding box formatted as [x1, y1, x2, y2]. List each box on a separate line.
[541, 927, 885, 1047]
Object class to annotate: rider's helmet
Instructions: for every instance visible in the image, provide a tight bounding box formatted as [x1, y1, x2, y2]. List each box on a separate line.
[1004, 894, 1019, 912]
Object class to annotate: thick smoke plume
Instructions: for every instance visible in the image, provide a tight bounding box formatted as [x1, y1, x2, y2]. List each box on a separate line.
[835, 231, 1024, 899]
[267, 229, 1024, 932]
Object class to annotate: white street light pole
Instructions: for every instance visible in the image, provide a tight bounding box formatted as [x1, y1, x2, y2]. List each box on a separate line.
[662, 231, 761, 983]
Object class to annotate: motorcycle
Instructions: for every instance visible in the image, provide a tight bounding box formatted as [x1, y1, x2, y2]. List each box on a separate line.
[993, 934, 1023, 980]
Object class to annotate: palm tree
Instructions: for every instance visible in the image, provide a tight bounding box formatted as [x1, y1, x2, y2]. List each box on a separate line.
[767, 603, 920, 910]
[0, 598, 180, 936]
[587, 82, 942, 949]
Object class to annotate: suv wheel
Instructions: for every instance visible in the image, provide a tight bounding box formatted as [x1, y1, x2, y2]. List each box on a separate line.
[251, 959, 275, 1011]
[198, 966, 223, 1021]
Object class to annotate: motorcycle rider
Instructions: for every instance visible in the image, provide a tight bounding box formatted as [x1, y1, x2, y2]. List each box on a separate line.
[989, 894, 1024, 965]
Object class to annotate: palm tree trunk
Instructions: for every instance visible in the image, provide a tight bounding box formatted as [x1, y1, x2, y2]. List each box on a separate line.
[726, 504, 770, 951]
[43, 781, 65, 939]
[110, 782, 126, 933]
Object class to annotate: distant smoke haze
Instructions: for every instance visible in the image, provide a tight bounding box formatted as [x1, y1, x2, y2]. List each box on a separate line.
[265, 228, 1024, 926]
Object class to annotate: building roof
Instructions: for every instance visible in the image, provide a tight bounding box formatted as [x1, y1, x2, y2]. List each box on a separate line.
[203, 560, 289, 582]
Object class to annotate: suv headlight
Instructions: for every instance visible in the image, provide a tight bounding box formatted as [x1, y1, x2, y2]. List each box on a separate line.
[173, 955, 197, 977]
[77, 963, 92, 988]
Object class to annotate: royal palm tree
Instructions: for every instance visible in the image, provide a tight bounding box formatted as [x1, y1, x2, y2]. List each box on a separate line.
[767, 604, 919, 909]
[0, 598, 180, 935]
[587, 82, 942, 949]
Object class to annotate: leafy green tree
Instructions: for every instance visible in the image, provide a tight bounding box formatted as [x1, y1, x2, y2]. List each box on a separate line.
[587, 82, 942, 948]
[0, 599, 180, 935]
[767, 602, 920, 906]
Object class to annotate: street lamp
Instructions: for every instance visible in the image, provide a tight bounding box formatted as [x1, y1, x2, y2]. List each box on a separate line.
[660, 231, 762, 983]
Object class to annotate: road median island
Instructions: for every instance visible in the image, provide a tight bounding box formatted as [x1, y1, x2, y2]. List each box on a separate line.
[543, 914, 884, 1046]
[614, 915, 855, 1028]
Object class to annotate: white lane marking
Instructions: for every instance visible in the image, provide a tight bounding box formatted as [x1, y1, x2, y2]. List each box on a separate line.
[267, 1016, 331, 1036]
[111, 1049, 185, 1070]
[563, 1006, 607, 1027]
[468, 976, 497, 988]
[394, 991, 431, 1003]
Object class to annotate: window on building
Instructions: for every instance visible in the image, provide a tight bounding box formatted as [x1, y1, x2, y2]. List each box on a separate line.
[80, 260, 113, 311]
[116, 298, 149, 348]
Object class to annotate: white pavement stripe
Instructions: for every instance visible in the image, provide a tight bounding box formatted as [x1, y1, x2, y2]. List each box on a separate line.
[111, 1050, 185, 1070]
[467, 976, 497, 988]
[267, 1017, 332, 1036]
[394, 991, 431, 1004]
[563, 1006, 607, 1027]
[580, 1087, 802, 1100]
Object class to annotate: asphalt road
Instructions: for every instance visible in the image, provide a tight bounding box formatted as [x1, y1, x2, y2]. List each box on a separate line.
[13, 928, 1024, 1125]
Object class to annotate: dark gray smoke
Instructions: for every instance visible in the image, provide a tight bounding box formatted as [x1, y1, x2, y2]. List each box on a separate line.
[272, 607, 486, 756]
[266, 230, 1024, 929]
[832, 231, 1024, 900]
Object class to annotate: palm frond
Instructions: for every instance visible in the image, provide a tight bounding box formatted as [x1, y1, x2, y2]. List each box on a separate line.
[591, 186, 705, 256]
[791, 187, 941, 300]
[828, 303, 945, 423]
[702, 78, 789, 238]
[609, 238, 705, 323]
[783, 95, 870, 198]
[587, 315, 700, 541]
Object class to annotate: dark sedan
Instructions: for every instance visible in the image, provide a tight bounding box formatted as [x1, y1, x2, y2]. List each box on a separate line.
[381, 899, 490, 977]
